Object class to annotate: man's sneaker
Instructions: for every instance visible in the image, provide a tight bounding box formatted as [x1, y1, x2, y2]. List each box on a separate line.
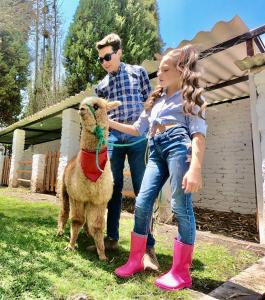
[143, 247, 160, 271]
[104, 236, 119, 250]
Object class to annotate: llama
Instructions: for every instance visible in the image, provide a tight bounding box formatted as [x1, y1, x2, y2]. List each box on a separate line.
[57, 96, 120, 260]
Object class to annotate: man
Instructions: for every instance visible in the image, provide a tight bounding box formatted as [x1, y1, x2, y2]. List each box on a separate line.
[95, 33, 157, 269]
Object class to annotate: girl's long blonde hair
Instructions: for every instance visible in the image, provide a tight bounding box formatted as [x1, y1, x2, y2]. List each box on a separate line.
[145, 44, 206, 118]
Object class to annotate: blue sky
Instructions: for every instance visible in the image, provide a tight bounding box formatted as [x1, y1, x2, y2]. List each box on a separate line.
[61, 0, 265, 49]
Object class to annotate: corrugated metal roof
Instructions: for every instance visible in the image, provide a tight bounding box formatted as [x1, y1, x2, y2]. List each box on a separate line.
[145, 16, 262, 105]
[181, 16, 258, 103]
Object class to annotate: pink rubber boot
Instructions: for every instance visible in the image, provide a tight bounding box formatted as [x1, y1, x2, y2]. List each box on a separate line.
[115, 232, 147, 278]
[155, 239, 194, 291]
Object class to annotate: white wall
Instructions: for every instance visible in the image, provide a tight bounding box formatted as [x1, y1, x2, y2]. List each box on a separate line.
[193, 98, 256, 214]
[23, 139, 61, 161]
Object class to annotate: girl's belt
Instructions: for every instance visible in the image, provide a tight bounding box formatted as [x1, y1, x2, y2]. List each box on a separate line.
[150, 124, 177, 137]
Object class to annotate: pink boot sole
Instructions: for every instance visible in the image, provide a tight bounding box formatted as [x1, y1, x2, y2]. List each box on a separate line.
[155, 280, 192, 291]
[115, 265, 144, 278]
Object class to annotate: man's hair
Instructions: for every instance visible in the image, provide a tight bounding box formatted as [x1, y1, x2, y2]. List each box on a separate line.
[96, 33, 122, 52]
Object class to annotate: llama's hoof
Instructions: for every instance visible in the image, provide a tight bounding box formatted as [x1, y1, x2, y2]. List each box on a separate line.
[99, 254, 108, 261]
[64, 245, 76, 251]
[56, 230, 64, 236]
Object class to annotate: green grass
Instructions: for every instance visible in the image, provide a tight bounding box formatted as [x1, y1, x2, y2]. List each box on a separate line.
[0, 189, 259, 300]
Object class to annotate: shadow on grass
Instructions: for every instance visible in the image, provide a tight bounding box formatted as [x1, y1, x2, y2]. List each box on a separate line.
[76, 232, 224, 294]
[0, 208, 224, 297]
[0, 213, 77, 298]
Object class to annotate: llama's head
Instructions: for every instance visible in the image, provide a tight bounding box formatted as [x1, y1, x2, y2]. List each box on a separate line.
[79, 97, 121, 133]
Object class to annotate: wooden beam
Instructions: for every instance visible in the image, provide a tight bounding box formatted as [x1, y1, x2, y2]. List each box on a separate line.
[207, 95, 249, 107]
[17, 178, 31, 183]
[148, 71, 157, 80]
[205, 75, 249, 92]
[16, 170, 32, 174]
[246, 39, 254, 56]
[18, 160, 32, 165]
[254, 36, 265, 53]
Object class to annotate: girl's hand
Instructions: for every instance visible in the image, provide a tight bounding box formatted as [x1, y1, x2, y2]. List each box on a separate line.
[182, 169, 202, 193]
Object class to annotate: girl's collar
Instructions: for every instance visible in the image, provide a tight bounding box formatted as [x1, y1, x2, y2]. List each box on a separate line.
[162, 88, 181, 99]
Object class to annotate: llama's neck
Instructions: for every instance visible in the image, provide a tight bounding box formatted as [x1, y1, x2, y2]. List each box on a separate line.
[80, 128, 108, 152]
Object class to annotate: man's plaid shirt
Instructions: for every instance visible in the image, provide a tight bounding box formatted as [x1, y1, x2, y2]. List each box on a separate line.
[95, 62, 151, 123]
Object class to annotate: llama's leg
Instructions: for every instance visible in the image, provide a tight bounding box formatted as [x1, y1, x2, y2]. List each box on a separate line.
[57, 182, 70, 236]
[66, 199, 86, 250]
[83, 222, 90, 237]
[87, 203, 107, 260]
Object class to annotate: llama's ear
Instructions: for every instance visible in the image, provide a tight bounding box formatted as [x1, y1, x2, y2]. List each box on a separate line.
[106, 101, 121, 112]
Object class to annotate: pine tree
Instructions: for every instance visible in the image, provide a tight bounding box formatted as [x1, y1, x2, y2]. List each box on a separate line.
[64, 0, 162, 95]
[0, 31, 29, 126]
[115, 0, 162, 65]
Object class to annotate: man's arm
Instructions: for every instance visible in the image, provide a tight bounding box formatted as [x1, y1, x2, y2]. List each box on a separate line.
[139, 67, 152, 101]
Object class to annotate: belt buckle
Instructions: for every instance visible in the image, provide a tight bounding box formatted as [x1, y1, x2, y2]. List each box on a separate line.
[150, 124, 167, 138]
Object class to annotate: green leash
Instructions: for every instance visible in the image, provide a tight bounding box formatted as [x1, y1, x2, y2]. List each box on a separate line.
[86, 103, 146, 172]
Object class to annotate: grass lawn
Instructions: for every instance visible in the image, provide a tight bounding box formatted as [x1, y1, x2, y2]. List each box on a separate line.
[0, 189, 259, 300]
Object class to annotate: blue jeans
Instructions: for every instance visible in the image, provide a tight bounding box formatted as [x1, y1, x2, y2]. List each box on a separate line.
[107, 129, 147, 241]
[134, 126, 196, 246]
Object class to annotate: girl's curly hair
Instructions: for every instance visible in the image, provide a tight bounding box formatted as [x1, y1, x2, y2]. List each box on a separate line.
[144, 44, 206, 118]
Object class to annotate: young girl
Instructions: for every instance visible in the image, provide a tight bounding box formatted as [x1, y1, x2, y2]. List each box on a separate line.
[109, 44, 207, 291]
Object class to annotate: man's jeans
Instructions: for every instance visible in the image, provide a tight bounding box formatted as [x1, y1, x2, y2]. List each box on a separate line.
[133, 126, 196, 246]
[107, 129, 147, 241]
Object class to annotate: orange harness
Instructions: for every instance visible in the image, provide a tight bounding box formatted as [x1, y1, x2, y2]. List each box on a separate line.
[80, 148, 108, 182]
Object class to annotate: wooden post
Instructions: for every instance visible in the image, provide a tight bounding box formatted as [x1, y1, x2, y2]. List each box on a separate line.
[249, 72, 265, 243]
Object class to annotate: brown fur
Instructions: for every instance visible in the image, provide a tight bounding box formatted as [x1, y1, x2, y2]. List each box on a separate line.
[57, 97, 120, 260]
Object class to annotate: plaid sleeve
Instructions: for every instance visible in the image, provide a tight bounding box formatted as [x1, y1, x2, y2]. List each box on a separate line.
[95, 82, 105, 98]
[139, 67, 152, 102]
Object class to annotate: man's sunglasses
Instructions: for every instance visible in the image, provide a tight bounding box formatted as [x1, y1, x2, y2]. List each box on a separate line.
[98, 51, 117, 64]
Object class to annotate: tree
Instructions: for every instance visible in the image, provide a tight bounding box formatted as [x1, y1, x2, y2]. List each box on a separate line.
[0, 31, 29, 126]
[115, 0, 162, 65]
[25, 48, 53, 115]
[0, 0, 32, 38]
[25, 0, 65, 115]
[64, 0, 163, 95]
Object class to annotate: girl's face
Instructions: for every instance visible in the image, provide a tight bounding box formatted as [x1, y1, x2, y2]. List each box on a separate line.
[157, 56, 181, 89]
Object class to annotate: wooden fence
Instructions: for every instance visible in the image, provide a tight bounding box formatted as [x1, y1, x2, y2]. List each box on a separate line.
[1, 156, 11, 186]
[17, 160, 32, 185]
[44, 151, 60, 193]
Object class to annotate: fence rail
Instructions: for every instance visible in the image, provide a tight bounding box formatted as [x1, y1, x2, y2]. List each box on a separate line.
[16, 160, 32, 185]
[1, 156, 11, 186]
